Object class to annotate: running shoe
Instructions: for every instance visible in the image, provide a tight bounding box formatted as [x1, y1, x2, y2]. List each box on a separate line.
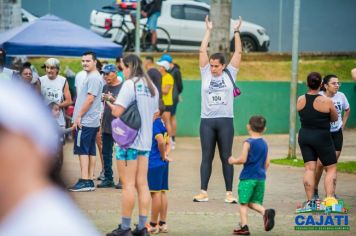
[159, 223, 168, 233]
[193, 191, 209, 202]
[263, 209, 276, 231]
[233, 224, 250, 235]
[225, 192, 238, 204]
[145, 223, 159, 234]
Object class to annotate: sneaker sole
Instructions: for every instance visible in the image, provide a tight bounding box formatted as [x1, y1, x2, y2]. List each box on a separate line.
[193, 198, 208, 202]
[68, 187, 93, 192]
[264, 209, 275, 231]
[225, 199, 238, 204]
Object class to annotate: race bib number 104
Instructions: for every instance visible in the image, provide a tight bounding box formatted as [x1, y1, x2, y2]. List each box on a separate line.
[208, 92, 227, 105]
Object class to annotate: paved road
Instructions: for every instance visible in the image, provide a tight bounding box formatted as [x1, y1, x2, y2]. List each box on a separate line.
[63, 130, 356, 235]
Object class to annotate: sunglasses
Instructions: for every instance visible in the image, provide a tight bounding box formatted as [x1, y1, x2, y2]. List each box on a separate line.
[329, 82, 341, 86]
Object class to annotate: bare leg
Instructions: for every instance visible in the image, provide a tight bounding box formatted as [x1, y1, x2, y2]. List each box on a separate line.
[136, 155, 151, 216]
[160, 192, 168, 222]
[151, 30, 157, 45]
[304, 161, 316, 200]
[117, 159, 138, 217]
[324, 164, 337, 197]
[239, 204, 249, 226]
[248, 203, 265, 215]
[79, 155, 90, 179]
[162, 111, 172, 137]
[96, 130, 103, 175]
[150, 192, 161, 224]
[89, 156, 96, 180]
[171, 115, 177, 138]
[314, 159, 324, 194]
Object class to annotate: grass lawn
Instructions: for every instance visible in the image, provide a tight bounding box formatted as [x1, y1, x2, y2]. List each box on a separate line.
[271, 158, 356, 174]
[28, 54, 356, 81]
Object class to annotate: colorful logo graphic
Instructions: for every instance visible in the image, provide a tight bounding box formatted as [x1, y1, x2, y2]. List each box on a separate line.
[294, 197, 350, 231]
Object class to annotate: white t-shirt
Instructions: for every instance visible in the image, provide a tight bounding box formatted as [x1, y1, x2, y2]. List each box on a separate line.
[200, 64, 238, 118]
[0, 187, 100, 236]
[39, 75, 67, 126]
[114, 77, 159, 151]
[320, 91, 350, 132]
[75, 70, 87, 96]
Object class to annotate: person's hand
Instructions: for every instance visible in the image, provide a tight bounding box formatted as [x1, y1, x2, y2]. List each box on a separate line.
[205, 15, 213, 31]
[163, 154, 173, 162]
[228, 156, 236, 165]
[73, 117, 82, 130]
[234, 16, 243, 31]
[141, 11, 147, 18]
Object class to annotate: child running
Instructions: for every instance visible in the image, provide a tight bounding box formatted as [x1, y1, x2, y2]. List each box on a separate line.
[228, 115, 275, 235]
[146, 102, 172, 234]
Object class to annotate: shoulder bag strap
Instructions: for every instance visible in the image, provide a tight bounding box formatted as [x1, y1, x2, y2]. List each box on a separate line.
[223, 68, 238, 90]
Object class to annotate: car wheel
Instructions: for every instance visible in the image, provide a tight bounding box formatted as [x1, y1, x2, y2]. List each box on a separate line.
[231, 36, 257, 52]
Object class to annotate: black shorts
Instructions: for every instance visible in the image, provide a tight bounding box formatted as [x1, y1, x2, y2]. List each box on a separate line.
[298, 128, 337, 166]
[73, 126, 99, 156]
[331, 129, 343, 151]
[164, 105, 173, 113]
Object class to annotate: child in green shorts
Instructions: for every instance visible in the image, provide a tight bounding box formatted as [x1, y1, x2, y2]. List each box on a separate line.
[228, 115, 275, 235]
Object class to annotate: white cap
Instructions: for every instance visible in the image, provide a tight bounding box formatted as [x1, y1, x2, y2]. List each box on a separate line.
[0, 80, 59, 157]
[44, 58, 60, 69]
[156, 60, 170, 71]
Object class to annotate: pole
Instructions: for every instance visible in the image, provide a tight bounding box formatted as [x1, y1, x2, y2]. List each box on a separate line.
[278, 0, 283, 52]
[288, 0, 301, 159]
[135, 1, 141, 54]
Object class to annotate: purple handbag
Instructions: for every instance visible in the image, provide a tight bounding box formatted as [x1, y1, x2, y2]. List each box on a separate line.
[111, 83, 141, 149]
[224, 68, 241, 97]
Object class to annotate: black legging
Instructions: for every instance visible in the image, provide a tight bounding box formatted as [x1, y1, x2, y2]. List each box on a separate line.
[200, 118, 234, 191]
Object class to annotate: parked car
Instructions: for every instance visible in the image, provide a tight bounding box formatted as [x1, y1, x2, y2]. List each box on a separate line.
[90, 0, 270, 52]
[21, 9, 38, 23]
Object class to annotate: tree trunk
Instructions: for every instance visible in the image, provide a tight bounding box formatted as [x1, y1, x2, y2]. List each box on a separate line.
[0, 0, 22, 32]
[210, 0, 231, 57]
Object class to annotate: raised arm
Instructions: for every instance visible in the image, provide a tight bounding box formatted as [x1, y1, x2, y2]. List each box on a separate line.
[199, 15, 213, 68]
[229, 16, 242, 69]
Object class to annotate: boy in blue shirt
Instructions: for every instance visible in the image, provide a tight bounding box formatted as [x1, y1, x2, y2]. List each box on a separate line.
[147, 102, 171, 234]
[228, 115, 275, 235]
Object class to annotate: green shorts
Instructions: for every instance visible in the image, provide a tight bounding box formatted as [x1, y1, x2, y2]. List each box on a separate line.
[238, 179, 265, 205]
[116, 147, 150, 161]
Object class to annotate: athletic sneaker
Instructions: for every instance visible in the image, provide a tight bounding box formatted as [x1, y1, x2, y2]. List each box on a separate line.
[170, 137, 176, 150]
[159, 223, 168, 233]
[68, 179, 92, 192]
[88, 179, 96, 191]
[193, 191, 209, 202]
[263, 209, 276, 231]
[145, 223, 159, 234]
[106, 225, 132, 236]
[131, 225, 149, 236]
[97, 170, 105, 181]
[225, 192, 238, 204]
[233, 224, 250, 235]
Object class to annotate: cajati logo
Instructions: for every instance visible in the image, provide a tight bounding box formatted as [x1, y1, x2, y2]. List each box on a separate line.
[294, 197, 350, 231]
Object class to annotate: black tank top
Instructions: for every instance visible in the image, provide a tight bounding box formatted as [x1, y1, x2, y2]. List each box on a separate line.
[299, 94, 330, 130]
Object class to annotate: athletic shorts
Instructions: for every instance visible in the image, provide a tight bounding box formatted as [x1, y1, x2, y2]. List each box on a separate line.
[331, 129, 343, 151]
[171, 101, 178, 116]
[147, 12, 160, 31]
[298, 128, 337, 166]
[164, 105, 173, 113]
[116, 147, 150, 161]
[73, 126, 99, 156]
[148, 164, 169, 192]
[238, 179, 265, 205]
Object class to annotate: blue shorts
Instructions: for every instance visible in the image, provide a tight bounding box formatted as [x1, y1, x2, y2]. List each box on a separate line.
[147, 12, 160, 31]
[148, 164, 169, 192]
[116, 147, 150, 161]
[73, 126, 99, 156]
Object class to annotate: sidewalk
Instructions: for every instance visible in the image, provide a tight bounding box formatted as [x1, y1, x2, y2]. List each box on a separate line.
[64, 130, 356, 235]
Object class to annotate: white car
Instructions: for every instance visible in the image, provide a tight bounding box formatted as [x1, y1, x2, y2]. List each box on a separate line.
[90, 0, 270, 52]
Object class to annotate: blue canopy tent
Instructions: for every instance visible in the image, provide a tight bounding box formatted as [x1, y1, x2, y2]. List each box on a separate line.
[0, 15, 122, 58]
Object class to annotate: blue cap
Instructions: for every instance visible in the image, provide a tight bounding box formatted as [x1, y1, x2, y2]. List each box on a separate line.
[159, 54, 172, 63]
[101, 64, 117, 73]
